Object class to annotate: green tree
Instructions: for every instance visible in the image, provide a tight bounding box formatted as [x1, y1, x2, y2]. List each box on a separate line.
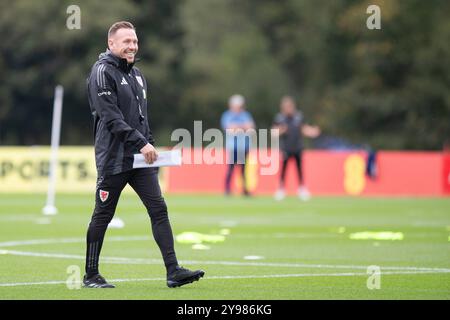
[0, 0, 448, 150]
[176, 0, 293, 139]
[0, 0, 184, 146]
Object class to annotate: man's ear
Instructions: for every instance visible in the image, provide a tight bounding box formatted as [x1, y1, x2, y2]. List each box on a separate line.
[107, 38, 114, 50]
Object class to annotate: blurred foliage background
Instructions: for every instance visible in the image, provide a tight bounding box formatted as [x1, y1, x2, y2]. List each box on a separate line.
[0, 0, 448, 149]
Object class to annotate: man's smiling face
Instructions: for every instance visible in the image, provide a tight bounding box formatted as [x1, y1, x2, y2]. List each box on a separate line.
[108, 28, 138, 64]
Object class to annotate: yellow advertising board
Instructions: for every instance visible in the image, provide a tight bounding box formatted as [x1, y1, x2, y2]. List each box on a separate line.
[0, 146, 97, 193]
[0, 147, 167, 193]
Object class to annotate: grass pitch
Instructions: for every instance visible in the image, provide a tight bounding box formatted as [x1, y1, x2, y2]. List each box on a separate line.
[0, 193, 449, 299]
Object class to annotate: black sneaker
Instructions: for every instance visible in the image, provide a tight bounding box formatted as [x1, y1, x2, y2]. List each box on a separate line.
[167, 266, 205, 288]
[83, 274, 115, 288]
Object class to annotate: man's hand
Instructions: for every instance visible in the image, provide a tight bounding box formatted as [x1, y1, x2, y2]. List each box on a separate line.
[227, 122, 255, 132]
[271, 124, 288, 136]
[242, 122, 255, 130]
[302, 125, 321, 138]
[140, 143, 158, 164]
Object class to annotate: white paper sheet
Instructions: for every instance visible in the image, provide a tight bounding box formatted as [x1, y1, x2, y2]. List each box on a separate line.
[133, 150, 182, 168]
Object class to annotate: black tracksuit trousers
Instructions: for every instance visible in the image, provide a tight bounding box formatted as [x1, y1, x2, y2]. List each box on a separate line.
[85, 167, 178, 277]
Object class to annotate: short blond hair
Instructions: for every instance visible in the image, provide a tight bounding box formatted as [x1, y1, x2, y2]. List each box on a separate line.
[108, 21, 135, 38]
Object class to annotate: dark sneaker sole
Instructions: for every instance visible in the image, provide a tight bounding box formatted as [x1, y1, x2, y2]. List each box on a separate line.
[167, 270, 205, 288]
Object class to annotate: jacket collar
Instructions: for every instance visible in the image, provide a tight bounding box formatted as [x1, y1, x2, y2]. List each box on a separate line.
[99, 49, 136, 74]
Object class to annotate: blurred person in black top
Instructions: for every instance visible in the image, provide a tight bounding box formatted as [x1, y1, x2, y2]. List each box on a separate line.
[272, 96, 321, 201]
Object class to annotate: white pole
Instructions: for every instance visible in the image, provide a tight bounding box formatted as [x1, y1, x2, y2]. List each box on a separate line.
[42, 85, 64, 216]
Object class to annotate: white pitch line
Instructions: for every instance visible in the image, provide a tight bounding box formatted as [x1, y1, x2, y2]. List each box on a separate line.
[0, 280, 70, 287]
[0, 270, 448, 288]
[1, 249, 450, 273]
[178, 260, 450, 272]
[0, 236, 151, 248]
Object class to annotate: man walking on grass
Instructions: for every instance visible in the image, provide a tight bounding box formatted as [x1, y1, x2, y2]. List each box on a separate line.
[84, 21, 204, 288]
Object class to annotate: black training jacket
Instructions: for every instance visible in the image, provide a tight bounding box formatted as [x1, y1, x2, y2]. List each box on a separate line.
[87, 49, 154, 176]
